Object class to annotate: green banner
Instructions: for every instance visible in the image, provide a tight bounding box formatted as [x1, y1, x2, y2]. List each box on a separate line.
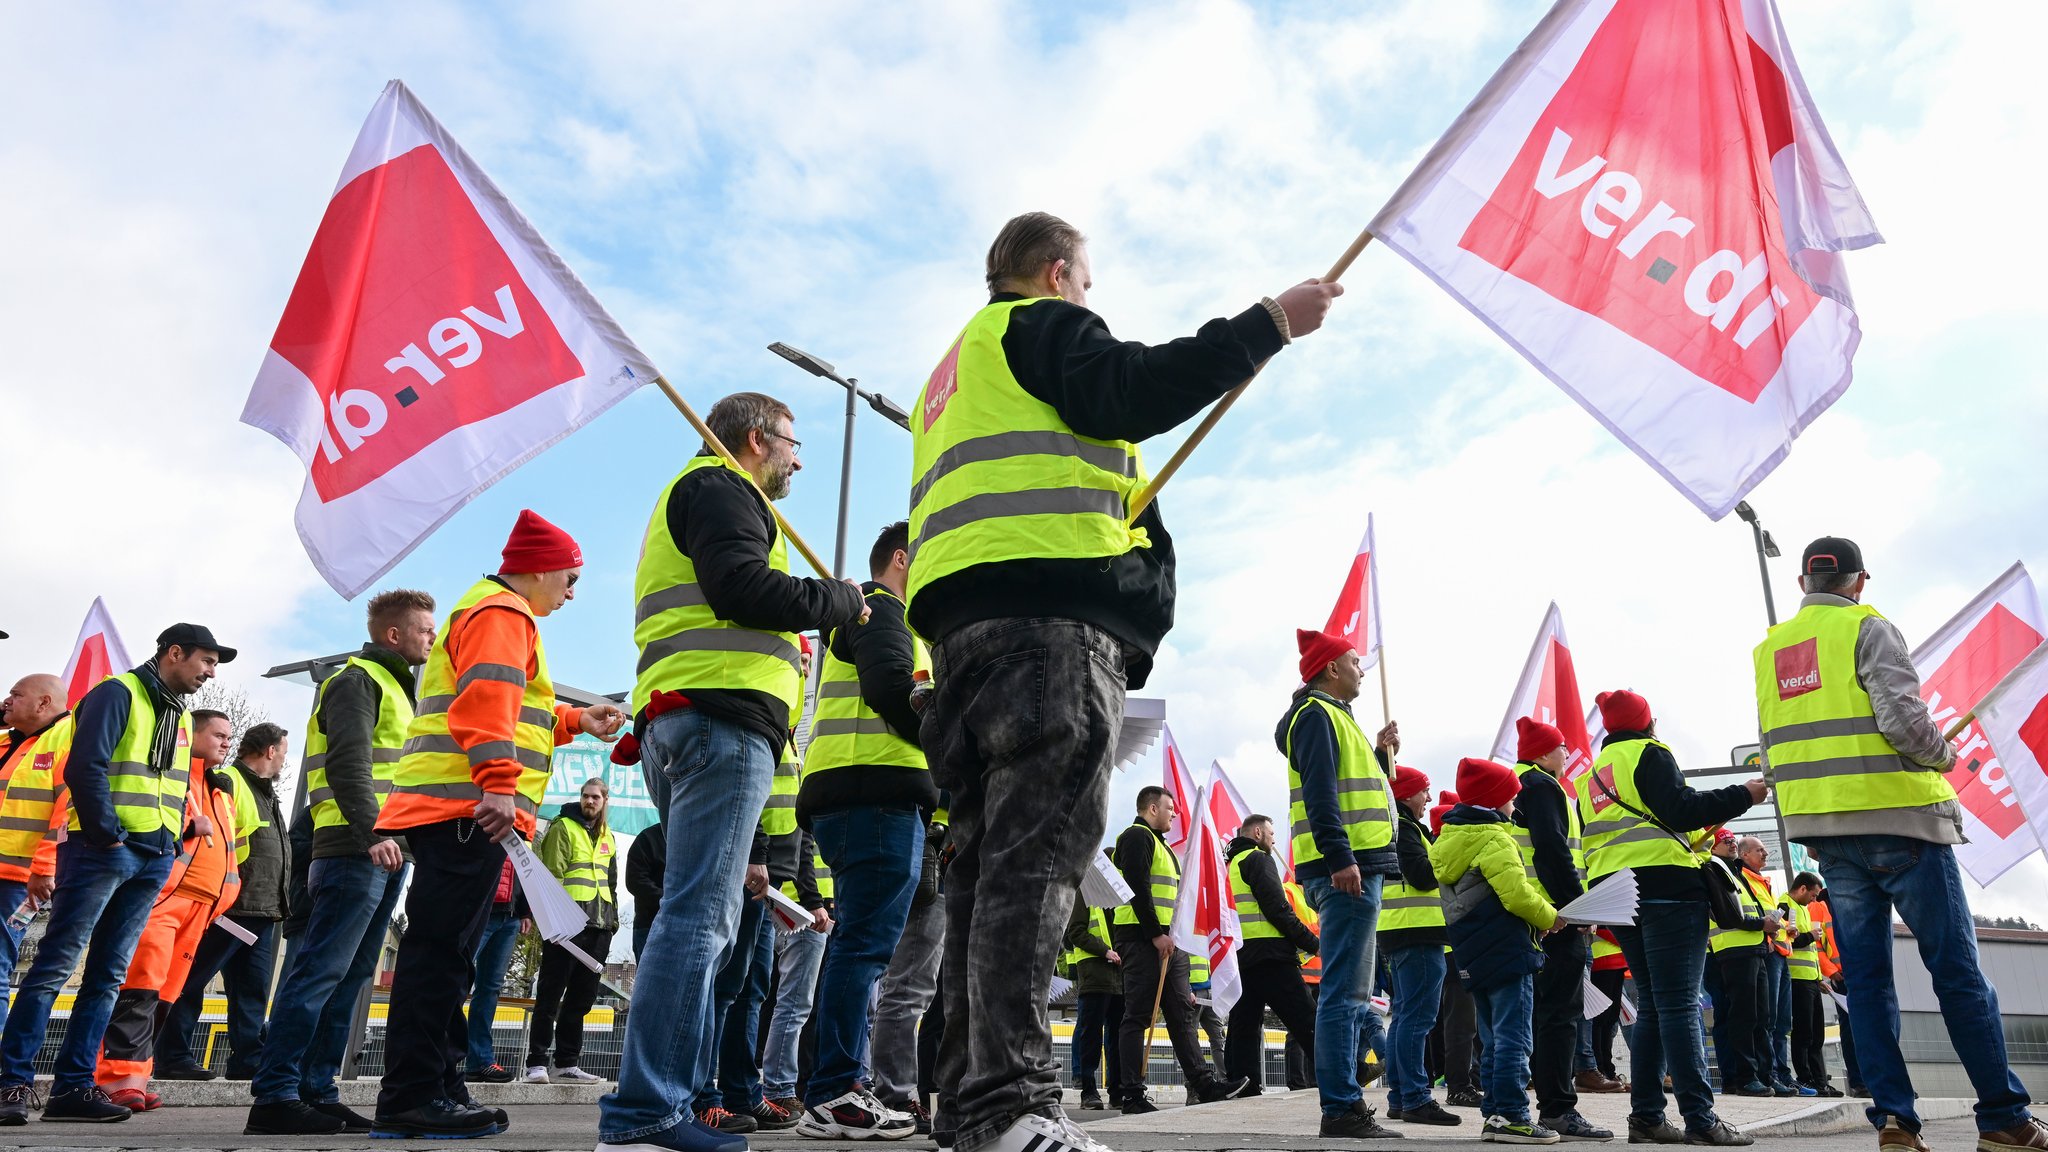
[544, 734, 660, 835]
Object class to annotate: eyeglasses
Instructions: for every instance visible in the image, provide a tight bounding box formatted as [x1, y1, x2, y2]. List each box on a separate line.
[764, 430, 802, 453]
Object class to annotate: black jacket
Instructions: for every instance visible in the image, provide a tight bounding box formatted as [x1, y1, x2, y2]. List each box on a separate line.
[797, 581, 939, 822]
[312, 643, 417, 860]
[1588, 731, 1754, 901]
[1511, 763, 1585, 907]
[1274, 691, 1400, 880]
[905, 294, 1286, 689]
[1226, 836, 1319, 964]
[650, 461, 867, 755]
[1439, 806, 1545, 993]
[229, 762, 290, 921]
[1378, 813, 1447, 952]
[625, 824, 665, 911]
[1113, 820, 1174, 939]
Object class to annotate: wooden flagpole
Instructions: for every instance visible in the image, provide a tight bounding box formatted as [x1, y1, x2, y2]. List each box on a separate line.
[1142, 957, 1171, 1059]
[652, 374, 834, 579]
[1377, 649, 1393, 728]
[1944, 712, 1975, 742]
[1126, 227, 1377, 522]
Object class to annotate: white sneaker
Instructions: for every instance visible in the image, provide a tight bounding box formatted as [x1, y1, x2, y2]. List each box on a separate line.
[858, 1089, 913, 1122]
[986, 1112, 1115, 1152]
[523, 1065, 550, 1084]
[552, 1066, 604, 1083]
[794, 1090, 918, 1140]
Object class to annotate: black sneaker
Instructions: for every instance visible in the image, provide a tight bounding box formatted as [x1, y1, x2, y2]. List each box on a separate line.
[474, 1062, 516, 1084]
[41, 1086, 130, 1123]
[0, 1083, 39, 1126]
[1685, 1121, 1754, 1146]
[1079, 1091, 1105, 1110]
[1121, 1094, 1159, 1116]
[699, 1106, 759, 1134]
[370, 1098, 499, 1139]
[1734, 1083, 1774, 1098]
[1390, 1108, 1404, 1121]
[1322, 1102, 1402, 1139]
[311, 1101, 376, 1133]
[1402, 1100, 1464, 1126]
[1448, 1088, 1486, 1108]
[247, 1099, 346, 1135]
[1816, 1084, 1844, 1098]
[1545, 1113, 1615, 1141]
[1233, 1081, 1264, 1099]
[154, 1062, 217, 1081]
[750, 1098, 800, 1131]
[1627, 1117, 1688, 1145]
[1193, 1075, 1249, 1104]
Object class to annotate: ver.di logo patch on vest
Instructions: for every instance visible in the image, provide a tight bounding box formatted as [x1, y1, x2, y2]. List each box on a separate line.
[921, 337, 963, 432]
[1775, 638, 1822, 700]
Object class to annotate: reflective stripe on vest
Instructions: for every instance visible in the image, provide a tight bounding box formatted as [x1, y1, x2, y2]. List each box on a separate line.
[0, 715, 74, 878]
[762, 740, 798, 837]
[906, 297, 1149, 613]
[67, 673, 192, 837]
[1063, 904, 1115, 966]
[1112, 826, 1178, 927]
[1380, 816, 1446, 932]
[632, 455, 802, 723]
[549, 815, 617, 911]
[1574, 738, 1697, 881]
[1508, 763, 1586, 896]
[806, 588, 931, 776]
[1227, 846, 1282, 940]
[304, 655, 415, 830]
[1754, 602, 1954, 818]
[1787, 898, 1820, 979]
[390, 578, 557, 821]
[1284, 695, 1395, 867]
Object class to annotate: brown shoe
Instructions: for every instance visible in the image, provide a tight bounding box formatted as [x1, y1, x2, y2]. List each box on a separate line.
[1880, 1118, 1930, 1152]
[1576, 1069, 1626, 1093]
[1979, 1117, 2048, 1152]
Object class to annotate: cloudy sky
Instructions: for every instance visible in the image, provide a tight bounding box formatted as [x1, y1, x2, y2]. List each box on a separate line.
[4, 1, 2045, 914]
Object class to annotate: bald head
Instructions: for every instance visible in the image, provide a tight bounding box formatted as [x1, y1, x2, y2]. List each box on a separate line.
[3, 674, 65, 731]
[1737, 835, 1767, 871]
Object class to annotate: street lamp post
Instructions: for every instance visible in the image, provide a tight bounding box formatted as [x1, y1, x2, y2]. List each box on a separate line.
[767, 342, 910, 578]
[1734, 500, 1799, 872]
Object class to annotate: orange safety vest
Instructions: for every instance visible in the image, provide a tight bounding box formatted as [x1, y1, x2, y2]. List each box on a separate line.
[1810, 897, 1840, 979]
[1746, 869, 1789, 957]
[1287, 879, 1322, 983]
[158, 763, 242, 914]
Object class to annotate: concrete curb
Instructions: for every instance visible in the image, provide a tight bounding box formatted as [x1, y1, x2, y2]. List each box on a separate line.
[1740, 1096, 1974, 1137]
[136, 1078, 608, 1108]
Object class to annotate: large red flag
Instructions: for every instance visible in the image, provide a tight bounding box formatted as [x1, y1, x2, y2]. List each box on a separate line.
[1323, 514, 1384, 668]
[1162, 726, 1200, 855]
[242, 80, 656, 598]
[1169, 784, 1243, 1016]
[1370, 0, 1880, 518]
[1206, 761, 1253, 840]
[1972, 638, 2048, 879]
[1908, 563, 2047, 884]
[1491, 602, 1596, 784]
[60, 598, 133, 708]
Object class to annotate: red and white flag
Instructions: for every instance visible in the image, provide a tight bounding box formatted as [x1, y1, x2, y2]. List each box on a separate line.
[1323, 514, 1384, 668]
[1369, 0, 1881, 519]
[1969, 638, 2048, 879]
[242, 81, 656, 598]
[1162, 725, 1200, 855]
[1491, 602, 1596, 784]
[61, 598, 133, 708]
[1169, 784, 1243, 1016]
[1206, 761, 1253, 840]
[1909, 563, 2047, 884]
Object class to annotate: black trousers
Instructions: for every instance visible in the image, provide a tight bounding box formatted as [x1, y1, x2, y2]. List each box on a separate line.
[1532, 928, 1588, 1120]
[527, 927, 614, 1067]
[375, 819, 504, 1115]
[1589, 968, 1628, 1080]
[1071, 992, 1124, 1096]
[1437, 964, 1480, 1093]
[158, 916, 278, 1077]
[1224, 956, 1316, 1086]
[1113, 929, 1208, 1097]
[1713, 951, 1768, 1090]
[1790, 979, 1828, 1086]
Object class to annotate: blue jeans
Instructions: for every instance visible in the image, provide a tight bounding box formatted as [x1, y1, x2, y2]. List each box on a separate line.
[1384, 944, 1445, 1110]
[1305, 871, 1384, 1118]
[0, 841, 171, 1090]
[695, 893, 771, 1113]
[808, 804, 924, 1103]
[600, 708, 773, 1142]
[1766, 951, 1795, 1084]
[761, 923, 829, 1098]
[252, 854, 407, 1104]
[1473, 974, 1536, 1123]
[466, 903, 522, 1071]
[0, 878, 25, 1032]
[1810, 834, 2031, 1134]
[1613, 899, 1719, 1133]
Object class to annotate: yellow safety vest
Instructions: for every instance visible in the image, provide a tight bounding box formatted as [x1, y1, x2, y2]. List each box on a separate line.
[0, 715, 73, 877]
[806, 588, 930, 775]
[1787, 898, 1820, 980]
[1575, 738, 1697, 881]
[1064, 904, 1115, 966]
[632, 454, 802, 724]
[1227, 846, 1282, 940]
[1591, 932, 1624, 965]
[762, 738, 798, 837]
[1754, 601, 1955, 817]
[1112, 824, 1179, 928]
[389, 578, 558, 825]
[304, 654, 413, 829]
[1509, 762, 1586, 897]
[906, 297, 1149, 610]
[1379, 815, 1447, 933]
[67, 673, 192, 837]
[1708, 857, 1768, 952]
[782, 846, 835, 902]
[1284, 695, 1395, 868]
[1189, 950, 1210, 984]
[545, 815, 617, 911]
[225, 764, 264, 866]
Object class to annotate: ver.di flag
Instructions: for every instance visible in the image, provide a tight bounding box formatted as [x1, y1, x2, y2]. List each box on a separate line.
[1162, 725, 1201, 855]
[242, 80, 657, 597]
[1909, 563, 2048, 884]
[1323, 514, 1384, 668]
[61, 597, 133, 708]
[1369, 0, 1881, 518]
[1492, 602, 1597, 785]
[1967, 639, 2048, 880]
[1206, 761, 1253, 840]
[1169, 784, 1243, 1017]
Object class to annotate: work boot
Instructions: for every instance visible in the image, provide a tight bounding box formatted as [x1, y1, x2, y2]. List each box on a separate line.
[1576, 1069, 1625, 1093]
[246, 1099, 346, 1135]
[370, 1098, 498, 1140]
[1626, 1116, 1688, 1145]
[1322, 1102, 1402, 1139]
[1979, 1117, 2048, 1152]
[1684, 1121, 1753, 1146]
[154, 1062, 216, 1081]
[311, 1101, 376, 1133]
[1879, 1118, 1930, 1152]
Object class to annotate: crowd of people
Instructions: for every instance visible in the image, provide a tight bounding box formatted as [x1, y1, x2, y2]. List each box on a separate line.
[0, 213, 2042, 1152]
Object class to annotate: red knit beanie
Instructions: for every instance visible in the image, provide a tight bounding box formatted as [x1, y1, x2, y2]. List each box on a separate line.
[1456, 757, 1521, 810]
[1596, 689, 1653, 734]
[1429, 800, 1455, 837]
[1296, 628, 1352, 683]
[1391, 765, 1431, 802]
[500, 509, 582, 574]
[1515, 716, 1566, 762]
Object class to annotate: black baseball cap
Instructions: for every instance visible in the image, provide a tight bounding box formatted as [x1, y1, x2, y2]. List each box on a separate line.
[156, 623, 237, 663]
[1802, 536, 1865, 578]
